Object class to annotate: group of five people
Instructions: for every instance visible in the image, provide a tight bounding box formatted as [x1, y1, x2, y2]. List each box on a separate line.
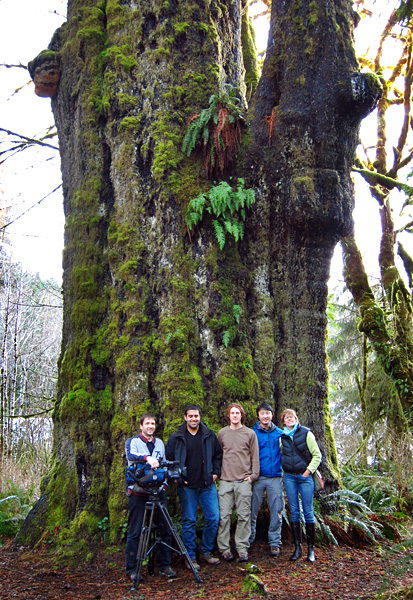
[125, 401, 322, 581]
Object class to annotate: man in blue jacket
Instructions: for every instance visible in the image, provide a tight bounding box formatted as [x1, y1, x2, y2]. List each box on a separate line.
[165, 404, 222, 569]
[249, 402, 284, 557]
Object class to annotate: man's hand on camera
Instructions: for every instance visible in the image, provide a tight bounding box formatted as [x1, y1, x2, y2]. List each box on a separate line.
[146, 456, 159, 469]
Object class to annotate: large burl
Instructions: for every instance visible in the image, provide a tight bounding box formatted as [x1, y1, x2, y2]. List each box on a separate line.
[28, 50, 61, 98]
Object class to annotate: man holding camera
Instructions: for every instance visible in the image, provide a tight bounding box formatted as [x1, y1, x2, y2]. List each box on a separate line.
[165, 404, 222, 569]
[125, 413, 177, 580]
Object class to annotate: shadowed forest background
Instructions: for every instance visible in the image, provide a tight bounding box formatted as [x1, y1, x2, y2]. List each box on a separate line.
[1, 0, 413, 598]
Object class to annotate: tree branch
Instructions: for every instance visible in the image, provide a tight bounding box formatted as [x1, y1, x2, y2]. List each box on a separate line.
[0, 63, 28, 70]
[0, 184, 62, 231]
[0, 127, 59, 152]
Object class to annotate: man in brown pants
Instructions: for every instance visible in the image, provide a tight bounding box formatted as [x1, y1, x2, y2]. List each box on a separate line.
[217, 403, 260, 563]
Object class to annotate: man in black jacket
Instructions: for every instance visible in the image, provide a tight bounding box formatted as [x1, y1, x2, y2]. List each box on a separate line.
[165, 404, 222, 569]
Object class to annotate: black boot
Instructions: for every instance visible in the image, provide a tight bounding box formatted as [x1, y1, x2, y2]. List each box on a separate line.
[306, 523, 315, 563]
[289, 522, 302, 561]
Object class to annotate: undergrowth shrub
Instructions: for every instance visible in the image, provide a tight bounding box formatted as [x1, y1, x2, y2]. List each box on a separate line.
[0, 481, 35, 542]
[313, 463, 412, 546]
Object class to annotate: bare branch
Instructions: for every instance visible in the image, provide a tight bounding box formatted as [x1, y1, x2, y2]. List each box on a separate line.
[0, 63, 28, 70]
[0, 127, 59, 153]
[0, 184, 62, 231]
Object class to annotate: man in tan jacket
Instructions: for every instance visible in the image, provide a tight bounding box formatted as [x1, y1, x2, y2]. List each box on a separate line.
[217, 403, 260, 563]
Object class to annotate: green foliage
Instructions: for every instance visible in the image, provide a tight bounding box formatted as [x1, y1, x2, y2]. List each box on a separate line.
[98, 516, 110, 541]
[315, 465, 412, 547]
[0, 483, 34, 538]
[182, 84, 243, 158]
[222, 330, 231, 348]
[327, 286, 409, 465]
[396, 0, 413, 27]
[186, 178, 255, 250]
[343, 462, 413, 516]
[222, 305, 242, 348]
[320, 488, 384, 542]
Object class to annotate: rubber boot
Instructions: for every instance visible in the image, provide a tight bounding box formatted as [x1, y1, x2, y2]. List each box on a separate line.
[289, 522, 302, 561]
[306, 523, 315, 563]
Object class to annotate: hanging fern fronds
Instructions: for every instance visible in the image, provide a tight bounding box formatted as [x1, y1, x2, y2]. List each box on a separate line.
[186, 178, 256, 250]
[212, 220, 226, 250]
[182, 84, 245, 178]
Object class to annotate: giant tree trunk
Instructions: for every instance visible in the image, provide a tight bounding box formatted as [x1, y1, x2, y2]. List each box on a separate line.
[18, 0, 380, 547]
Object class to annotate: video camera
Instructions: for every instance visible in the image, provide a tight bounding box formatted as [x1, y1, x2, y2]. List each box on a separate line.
[126, 460, 185, 493]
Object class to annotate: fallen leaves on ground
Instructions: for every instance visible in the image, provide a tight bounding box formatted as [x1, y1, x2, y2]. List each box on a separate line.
[0, 538, 412, 600]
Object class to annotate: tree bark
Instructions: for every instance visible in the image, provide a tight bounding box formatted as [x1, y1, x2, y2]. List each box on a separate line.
[18, 0, 380, 547]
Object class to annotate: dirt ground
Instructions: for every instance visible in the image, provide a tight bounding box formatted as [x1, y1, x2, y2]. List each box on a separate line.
[1, 536, 413, 600]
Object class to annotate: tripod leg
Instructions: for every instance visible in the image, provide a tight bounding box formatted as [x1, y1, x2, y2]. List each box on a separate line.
[157, 501, 203, 584]
[147, 526, 156, 576]
[132, 502, 156, 590]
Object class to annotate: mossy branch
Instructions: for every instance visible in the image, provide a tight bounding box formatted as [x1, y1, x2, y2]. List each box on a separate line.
[352, 166, 413, 197]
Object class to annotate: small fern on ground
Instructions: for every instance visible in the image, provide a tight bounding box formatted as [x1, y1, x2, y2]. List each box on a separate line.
[186, 178, 255, 249]
[182, 84, 244, 178]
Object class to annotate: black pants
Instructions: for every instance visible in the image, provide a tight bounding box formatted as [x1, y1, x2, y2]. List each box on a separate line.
[125, 492, 172, 573]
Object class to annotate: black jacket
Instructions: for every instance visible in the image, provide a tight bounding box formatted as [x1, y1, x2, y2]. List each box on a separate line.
[165, 421, 222, 487]
[281, 425, 312, 474]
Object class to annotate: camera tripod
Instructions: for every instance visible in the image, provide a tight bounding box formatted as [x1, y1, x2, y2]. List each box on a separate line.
[131, 488, 203, 591]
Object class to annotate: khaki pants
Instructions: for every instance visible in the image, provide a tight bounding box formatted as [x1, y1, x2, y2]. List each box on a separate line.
[217, 479, 252, 555]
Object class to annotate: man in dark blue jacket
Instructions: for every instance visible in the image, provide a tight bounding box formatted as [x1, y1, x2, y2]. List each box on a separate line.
[165, 404, 222, 569]
[249, 402, 284, 557]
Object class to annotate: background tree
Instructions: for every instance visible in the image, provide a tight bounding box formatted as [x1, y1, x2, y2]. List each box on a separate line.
[328, 287, 407, 466]
[342, 1, 413, 423]
[16, 0, 381, 550]
[0, 257, 62, 492]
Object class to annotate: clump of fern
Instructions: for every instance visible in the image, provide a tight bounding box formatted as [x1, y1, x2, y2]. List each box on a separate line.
[186, 178, 255, 250]
[321, 489, 384, 544]
[341, 466, 411, 542]
[182, 84, 244, 178]
[0, 482, 34, 540]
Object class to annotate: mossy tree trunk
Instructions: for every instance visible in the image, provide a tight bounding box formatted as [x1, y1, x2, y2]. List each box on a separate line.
[18, 0, 380, 548]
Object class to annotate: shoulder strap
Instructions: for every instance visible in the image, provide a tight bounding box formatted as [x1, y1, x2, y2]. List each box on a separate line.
[285, 436, 310, 468]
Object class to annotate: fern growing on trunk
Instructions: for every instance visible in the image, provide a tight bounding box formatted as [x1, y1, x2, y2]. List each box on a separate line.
[182, 84, 244, 178]
[186, 178, 255, 249]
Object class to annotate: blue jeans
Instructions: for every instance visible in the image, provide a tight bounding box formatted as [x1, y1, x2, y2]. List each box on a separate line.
[178, 484, 220, 559]
[250, 476, 284, 547]
[283, 473, 315, 523]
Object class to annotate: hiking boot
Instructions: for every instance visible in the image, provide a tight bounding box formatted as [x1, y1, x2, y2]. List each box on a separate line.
[159, 566, 177, 578]
[270, 546, 281, 558]
[186, 559, 200, 570]
[222, 551, 234, 562]
[238, 552, 248, 563]
[199, 553, 220, 565]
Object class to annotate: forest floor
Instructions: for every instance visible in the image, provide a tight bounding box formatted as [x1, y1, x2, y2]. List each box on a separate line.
[1, 535, 413, 600]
